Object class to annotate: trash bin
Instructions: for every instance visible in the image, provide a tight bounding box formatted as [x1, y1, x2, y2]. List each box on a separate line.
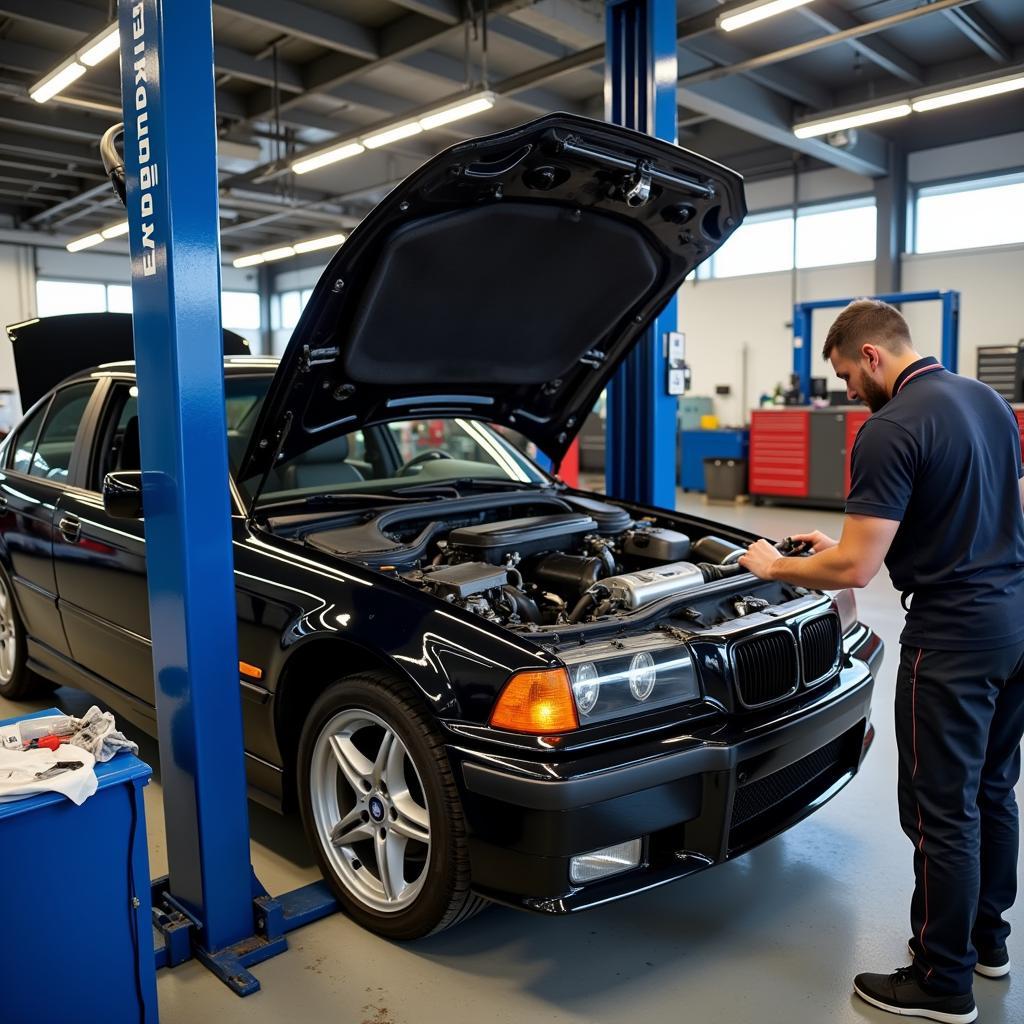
[703, 457, 748, 501]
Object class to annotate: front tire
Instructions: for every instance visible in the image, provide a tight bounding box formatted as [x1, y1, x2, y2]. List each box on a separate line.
[297, 672, 487, 939]
[0, 566, 50, 701]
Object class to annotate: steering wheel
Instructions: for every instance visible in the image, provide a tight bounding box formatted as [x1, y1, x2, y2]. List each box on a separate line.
[397, 449, 454, 476]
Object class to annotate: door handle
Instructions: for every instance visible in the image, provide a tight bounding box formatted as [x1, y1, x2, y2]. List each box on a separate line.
[58, 514, 81, 543]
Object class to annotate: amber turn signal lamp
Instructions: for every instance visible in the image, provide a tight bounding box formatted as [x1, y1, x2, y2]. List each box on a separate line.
[490, 668, 579, 734]
[239, 661, 263, 680]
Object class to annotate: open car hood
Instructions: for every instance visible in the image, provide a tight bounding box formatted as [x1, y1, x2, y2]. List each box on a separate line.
[238, 113, 745, 484]
[6, 312, 251, 410]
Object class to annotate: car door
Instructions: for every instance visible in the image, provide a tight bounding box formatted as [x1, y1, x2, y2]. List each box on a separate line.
[0, 381, 98, 659]
[52, 377, 155, 706]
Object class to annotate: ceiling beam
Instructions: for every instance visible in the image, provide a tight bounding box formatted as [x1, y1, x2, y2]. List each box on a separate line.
[677, 72, 889, 178]
[0, 98, 112, 142]
[213, 0, 378, 62]
[0, 0, 104, 35]
[942, 6, 1011, 64]
[383, 0, 459, 25]
[678, 0, 979, 89]
[0, 128, 98, 165]
[798, 1, 922, 85]
[682, 34, 831, 110]
[214, 45, 305, 93]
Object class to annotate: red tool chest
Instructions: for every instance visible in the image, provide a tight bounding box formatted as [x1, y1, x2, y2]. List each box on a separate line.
[749, 410, 810, 497]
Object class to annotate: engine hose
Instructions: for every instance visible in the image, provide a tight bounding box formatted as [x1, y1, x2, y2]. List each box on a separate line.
[568, 590, 599, 624]
[100, 123, 127, 207]
[697, 561, 745, 583]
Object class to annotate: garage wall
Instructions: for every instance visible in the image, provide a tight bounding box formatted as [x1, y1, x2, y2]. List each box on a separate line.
[679, 242, 1024, 426]
[0, 244, 35, 423]
[679, 261, 876, 427]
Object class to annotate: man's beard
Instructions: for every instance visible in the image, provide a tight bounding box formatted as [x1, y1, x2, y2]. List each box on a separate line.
[858, 372, 889, 413]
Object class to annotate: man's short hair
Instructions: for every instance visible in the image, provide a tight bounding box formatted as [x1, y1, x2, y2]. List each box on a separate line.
[822, 299, 912, 361]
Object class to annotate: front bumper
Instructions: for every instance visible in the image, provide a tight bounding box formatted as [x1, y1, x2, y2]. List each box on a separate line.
[452, 629, 882, 913]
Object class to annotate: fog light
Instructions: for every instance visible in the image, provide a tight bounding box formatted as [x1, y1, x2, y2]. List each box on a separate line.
[569, 838, 643, 884]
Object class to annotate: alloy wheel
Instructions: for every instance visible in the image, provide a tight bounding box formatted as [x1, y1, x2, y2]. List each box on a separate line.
[0, 575, 17, 684]
[309, 708, 431, 913]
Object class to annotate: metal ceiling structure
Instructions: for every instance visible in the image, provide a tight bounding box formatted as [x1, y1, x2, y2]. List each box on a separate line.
[0, 0, 1022, 262]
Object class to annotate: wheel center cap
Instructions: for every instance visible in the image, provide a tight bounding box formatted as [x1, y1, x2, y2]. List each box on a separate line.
[368, 796, 385, 822]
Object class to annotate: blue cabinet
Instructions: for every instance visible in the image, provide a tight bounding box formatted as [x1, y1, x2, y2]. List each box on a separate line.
[0, 709, 158, 1022]
[680, 429, 749, 491]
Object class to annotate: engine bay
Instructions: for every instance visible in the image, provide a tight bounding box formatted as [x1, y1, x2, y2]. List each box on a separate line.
[287, 491, 802, 631]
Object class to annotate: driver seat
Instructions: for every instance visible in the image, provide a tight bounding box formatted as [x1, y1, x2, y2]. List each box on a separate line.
[282, 436, 364, 490]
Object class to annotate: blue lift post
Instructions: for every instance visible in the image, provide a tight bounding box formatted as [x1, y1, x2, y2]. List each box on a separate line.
[792, 290, 961, 398]
[116, 0, 341, 997]
[603, 0, 680, 508]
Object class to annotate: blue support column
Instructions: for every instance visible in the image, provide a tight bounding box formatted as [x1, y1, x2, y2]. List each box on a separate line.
[792, 304, 813, 401]
[604, 0, 679, 508]
[941, 290, 960, 370]
[117, 0, 255, 962]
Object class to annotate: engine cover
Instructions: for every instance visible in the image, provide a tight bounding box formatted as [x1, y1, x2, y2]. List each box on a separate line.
[596, 561, 707, 609]
[447, 513, 597, 562]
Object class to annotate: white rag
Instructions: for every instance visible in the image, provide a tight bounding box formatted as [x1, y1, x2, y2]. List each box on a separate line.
[0, 743, 98, 805]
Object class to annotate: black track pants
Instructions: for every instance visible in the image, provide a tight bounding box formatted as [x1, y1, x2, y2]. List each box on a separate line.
[897, 642, 1024, 995]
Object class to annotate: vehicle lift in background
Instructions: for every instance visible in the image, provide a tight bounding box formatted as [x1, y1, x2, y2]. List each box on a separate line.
[113, 0, 681, 1007]
[792, 290, 961, 399]
[604, 0, 681, 510]
[115, 0, 336, 1003]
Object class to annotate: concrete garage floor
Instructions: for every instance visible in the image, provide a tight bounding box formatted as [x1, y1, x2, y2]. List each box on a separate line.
[3, 499, 1023, 1024]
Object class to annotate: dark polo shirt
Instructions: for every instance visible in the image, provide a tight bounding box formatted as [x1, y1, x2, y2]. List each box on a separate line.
[846, 356, 1024, 651]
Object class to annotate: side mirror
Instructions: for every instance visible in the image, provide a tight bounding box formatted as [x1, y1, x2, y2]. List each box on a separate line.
[103, 470, 144, 519]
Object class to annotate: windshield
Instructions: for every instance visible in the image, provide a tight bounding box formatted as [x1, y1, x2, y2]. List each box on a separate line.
[226, 377, 549, 507]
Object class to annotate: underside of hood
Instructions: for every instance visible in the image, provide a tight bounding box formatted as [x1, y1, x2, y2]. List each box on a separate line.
[238, 113, 746, 485]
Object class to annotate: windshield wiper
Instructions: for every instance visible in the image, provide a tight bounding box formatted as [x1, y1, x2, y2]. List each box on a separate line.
[394, 477, 552, 495]
[258, 492, 425, 513]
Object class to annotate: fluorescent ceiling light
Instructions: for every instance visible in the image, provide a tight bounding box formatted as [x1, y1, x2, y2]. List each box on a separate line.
[233, 253, 265, 269]
[66, 232, 105, 253]
[419, 92, 495, 130]
[79, 25, 120, 67]
[101, 220, 130, 239]
[292, 141, 365, 176]
[30, 61, 86, 103]
[912, 72, 1024, 113]
[363, 122, 423, 150]
[294, 233, 347, 254]
[260, 246, 297, 262]
[793, 101, 911, 139]
[718, 0, 814, 32]
[290, 91, 495, 174]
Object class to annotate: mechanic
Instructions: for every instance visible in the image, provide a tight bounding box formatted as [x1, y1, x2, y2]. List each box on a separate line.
[739, 298, 1024, 1024]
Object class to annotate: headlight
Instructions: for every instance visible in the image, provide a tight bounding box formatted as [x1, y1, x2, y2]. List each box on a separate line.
[628, 652, 657, 702]
[563, 638, 700, 725]
[573, 662, 601, 716]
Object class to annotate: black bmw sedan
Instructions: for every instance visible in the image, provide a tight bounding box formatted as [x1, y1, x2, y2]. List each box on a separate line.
[0, 114, 881, 940]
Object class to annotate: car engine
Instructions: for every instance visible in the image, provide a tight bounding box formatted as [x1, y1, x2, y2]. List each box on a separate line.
[298, 493, 759, 628]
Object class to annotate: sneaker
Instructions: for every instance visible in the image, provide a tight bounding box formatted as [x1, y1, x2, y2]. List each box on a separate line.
[974, 945, 1010, 979]
[909, 940, 1011, 978]
[853, 967, 977, 1023]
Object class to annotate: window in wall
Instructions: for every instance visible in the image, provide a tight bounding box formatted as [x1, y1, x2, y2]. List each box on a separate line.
[271, 289, 315, 332]
[696, 198, 876, 279]
[106, 284, 133, 313]
[36, 280, 107, 316]
[702, 211, 794, 279]
[796, 201, 876, 268]
[914, 173, 1024, 254]
[221, 291, 261, 331]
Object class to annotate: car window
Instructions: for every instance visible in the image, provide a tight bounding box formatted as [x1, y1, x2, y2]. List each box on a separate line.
[252, 417, 547, 505]
[27, 382, 95, 483]
[90, 376, 272, 491]
[8, 400, 49, 474]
